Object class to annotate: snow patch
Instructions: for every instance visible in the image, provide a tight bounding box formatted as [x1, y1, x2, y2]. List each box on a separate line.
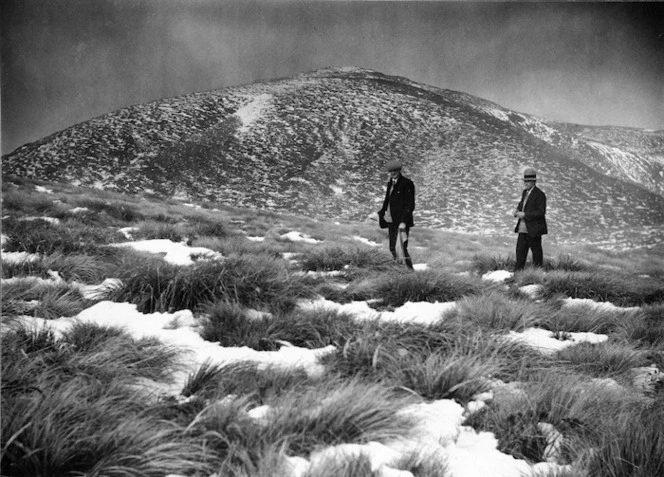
[352, 235, 380, 247]
[562, 297, 640, 313]
[482, 270, 513, 282]
[235, 94, 273, 133]
[297, 297, 456, 325]
[505, 327, 608, 354]
[1, 251, 41, 264]
[280, 231, 321, 244]
[110, 239, 223, 266]
[17, 301, 337, 395]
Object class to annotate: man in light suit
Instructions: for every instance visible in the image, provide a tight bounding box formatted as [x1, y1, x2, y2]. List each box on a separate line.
[513, 167, 548, 270]
[378, 160, 415, 269]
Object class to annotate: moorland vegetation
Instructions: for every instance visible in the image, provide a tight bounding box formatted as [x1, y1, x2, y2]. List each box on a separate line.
[2, 176, 663, 477]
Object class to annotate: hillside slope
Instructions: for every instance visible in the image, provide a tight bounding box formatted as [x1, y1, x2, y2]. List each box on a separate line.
[3, 67, 663, 248]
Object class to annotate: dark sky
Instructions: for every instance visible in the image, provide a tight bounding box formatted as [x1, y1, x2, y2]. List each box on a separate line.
[2, 0, 663, 154]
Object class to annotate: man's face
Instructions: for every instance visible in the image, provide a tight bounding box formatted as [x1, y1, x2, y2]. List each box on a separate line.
[389, 169, 401, 180]
[523, 180, 536, 190]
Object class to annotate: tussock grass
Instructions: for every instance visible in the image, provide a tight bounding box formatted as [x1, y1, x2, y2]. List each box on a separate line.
[185, 361, 311, 403]
[194, 234, 291, 261]
[621, 303, 664, 347]
[72, 197, 144, 222]
[325, 320, 518, 401]
[131, 220, 192, 242]
[466, 370, 647, 465]
[3, 323, 180, 387]
[542, 301, 632, 335]
[188, 394, 270, 475]
[216, 441, 298, 477]
[265, 308, 364, 349]
[1, 323, 57, 354]
[2, 251, 114, 284]
[115, 255, 314, 313]
[307, 454, 374, 477]
[544, 254, 594, 272]
[60, 321, 128, 352]
[257, 377, 419, 455]
[552, 342, 647, 380]
[539, 270, 664, 306]
[4, 178, 664, 475]
[337, 269, 482, 307]
[1, 281, 90, 319]
[386, 349, 496, 402]
[300, 245, 391, 272]
[2, 216, 120, 255]
[586, 401, 664, 477]
[182, 361, 226, 397]
[452, 291, 545, 331]
[199, 301, 273, 349]
[1, 323, 204, 477]
[1, 187, 66, 217]
[2, 379, 213, 477]
[129, 216, 228, 242]
[323, 320, 459, 380]
[471, 253, 515, 274]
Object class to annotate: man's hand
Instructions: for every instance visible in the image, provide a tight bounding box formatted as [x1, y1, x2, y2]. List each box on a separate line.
[516, 212, 526, 219]
[399, 222, 406, 230]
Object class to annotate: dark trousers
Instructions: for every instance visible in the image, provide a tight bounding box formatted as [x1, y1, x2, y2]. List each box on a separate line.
[388, 223, 413, 269]
[515, 233, 543, 270]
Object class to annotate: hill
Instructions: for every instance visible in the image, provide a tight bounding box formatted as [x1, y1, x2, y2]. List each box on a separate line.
[3, 67, 663, 249]
[2, 177, 663, 477]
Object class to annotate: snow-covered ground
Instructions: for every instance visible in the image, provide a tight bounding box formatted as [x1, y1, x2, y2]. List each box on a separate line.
[3, 229, 635, 477]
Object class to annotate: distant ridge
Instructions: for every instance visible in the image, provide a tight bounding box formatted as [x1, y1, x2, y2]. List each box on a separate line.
[3, 67, 664, 248]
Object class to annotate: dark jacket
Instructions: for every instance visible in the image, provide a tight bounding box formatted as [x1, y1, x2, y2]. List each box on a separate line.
[378, 175, 415, 229]
[514, 186, 547, 236]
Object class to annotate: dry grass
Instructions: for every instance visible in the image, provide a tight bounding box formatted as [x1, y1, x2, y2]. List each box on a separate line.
[2, 177, 663, 476]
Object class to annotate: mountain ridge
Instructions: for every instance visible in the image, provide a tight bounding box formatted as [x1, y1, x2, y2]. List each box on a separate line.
[3, 66, 664, 249]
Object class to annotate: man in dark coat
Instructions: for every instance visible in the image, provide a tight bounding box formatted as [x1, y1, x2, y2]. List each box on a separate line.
[378, 160, 415, 269]
[513, 167, 548, 270]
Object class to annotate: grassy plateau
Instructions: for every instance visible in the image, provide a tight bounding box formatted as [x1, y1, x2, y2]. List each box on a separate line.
[1, 176, 663, 477]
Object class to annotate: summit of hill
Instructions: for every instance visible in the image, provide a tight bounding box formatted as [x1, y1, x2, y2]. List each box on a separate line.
[3, 67, 663, 249]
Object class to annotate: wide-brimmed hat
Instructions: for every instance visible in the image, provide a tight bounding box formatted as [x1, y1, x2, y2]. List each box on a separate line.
[386, 160, 403, 172]
[523, 168, 537, 181]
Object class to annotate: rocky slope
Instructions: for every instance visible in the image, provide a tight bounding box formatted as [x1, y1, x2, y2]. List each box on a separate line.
[3, 67, 663, 248]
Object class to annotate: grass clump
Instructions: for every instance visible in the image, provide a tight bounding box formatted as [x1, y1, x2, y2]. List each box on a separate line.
[1, 281, 90, 319]
[467, 369, 649, 466]
[539, 270, 664, 306]
[1, 324, 208, 477]
[199, 301, 273, 349]
[471, 253, 514, 275]
[544, 254, 594, 272]
[115, 254, 313, 313]
[387, 349, 496, 402]
[338, 269, 481, 308]
[542, 301, 633, 335]
[258, 377, 419, 455]
[2, 379, 213, 477]
[300, 245, 391, 272]
[264, 308, 364, 349]
[73, 197, 144, 222]
[585, 401, 664, 477]
[184, 361, 311, 403]
[552, 342, 647, 380]
[620, 303, 664, 348]
[2, 216, 118, 255]
[452, 291, 545, 331]
[1, 187, 65, 217]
